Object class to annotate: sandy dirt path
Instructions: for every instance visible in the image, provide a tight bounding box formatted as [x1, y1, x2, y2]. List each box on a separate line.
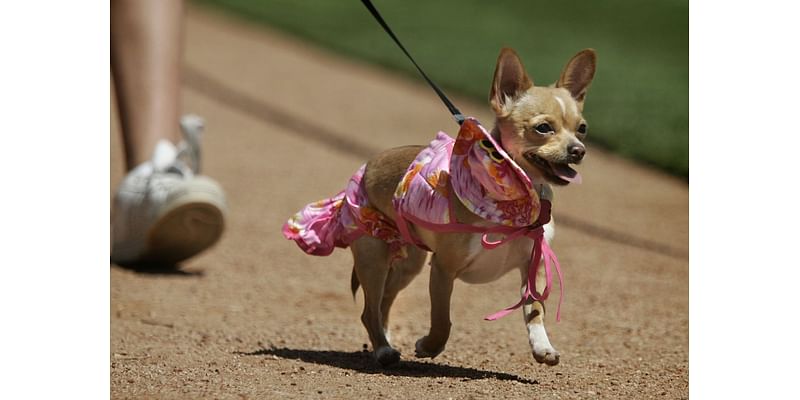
[111, 7, 688, 399]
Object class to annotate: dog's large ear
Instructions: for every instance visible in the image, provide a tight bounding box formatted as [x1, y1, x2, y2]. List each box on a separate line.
[556, 49, 597, 106]
[490, 48, 533, 115]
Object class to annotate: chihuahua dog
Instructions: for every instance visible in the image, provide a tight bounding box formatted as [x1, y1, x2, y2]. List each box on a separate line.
[346, 48, 596, 367]
[283, 47, 596, 366]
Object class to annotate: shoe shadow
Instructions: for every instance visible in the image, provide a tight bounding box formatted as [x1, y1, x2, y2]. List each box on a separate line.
[110, 261, 205, 277]
[235, 346, 538, 384]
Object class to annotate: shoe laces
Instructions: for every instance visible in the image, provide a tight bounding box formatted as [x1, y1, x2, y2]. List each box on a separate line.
[137, 114, 206, 196]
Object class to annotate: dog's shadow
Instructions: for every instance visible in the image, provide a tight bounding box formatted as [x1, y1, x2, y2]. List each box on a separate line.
[111, 261, 205, 277]
[236, 346, 538, 384]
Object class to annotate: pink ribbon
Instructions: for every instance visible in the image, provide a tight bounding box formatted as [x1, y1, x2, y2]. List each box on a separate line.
[482, 226, 564, 322]
[393, 200, 563, 322]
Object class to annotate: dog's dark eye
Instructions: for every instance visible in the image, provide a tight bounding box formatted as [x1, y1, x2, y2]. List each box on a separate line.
[535, 123, 553, 134]
[577, 123, 587, 134]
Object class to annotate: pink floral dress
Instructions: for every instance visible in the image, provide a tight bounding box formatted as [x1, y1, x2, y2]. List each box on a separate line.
[283, 118, 564, 321]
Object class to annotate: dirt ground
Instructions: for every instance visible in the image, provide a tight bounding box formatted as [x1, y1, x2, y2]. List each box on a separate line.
[110, 7, 688, 399]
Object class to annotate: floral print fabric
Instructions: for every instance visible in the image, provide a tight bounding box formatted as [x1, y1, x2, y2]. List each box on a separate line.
[396, 117, 540, 227]
[282, 164, 404, 257]
[283, 118, 540, 257]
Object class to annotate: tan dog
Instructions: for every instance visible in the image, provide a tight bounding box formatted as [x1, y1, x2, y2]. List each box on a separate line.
[351, 48, 596, 367]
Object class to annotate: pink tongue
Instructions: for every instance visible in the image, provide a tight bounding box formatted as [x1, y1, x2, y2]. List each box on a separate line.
[550, 163, 582, 184]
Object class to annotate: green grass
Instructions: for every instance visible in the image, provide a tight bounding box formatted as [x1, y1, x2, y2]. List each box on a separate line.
[194, 0, 688, 178]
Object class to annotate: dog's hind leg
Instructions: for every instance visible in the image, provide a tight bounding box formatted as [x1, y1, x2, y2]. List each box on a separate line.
[521, 256, 560, 366]
[415, 254, 455, 358]
[380, 246, 427, 342]
[351, 235, 400, 367]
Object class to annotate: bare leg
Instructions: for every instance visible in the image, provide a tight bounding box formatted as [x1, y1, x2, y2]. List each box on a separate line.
[111, 0, 183, 170]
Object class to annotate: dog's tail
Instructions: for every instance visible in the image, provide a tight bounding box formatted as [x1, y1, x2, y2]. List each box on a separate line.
[350, 267, 360, 300]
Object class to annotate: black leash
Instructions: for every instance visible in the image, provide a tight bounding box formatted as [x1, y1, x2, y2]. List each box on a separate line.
[359, 0, 465, 126]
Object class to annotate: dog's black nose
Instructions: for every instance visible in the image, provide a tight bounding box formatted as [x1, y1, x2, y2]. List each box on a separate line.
[568, 144, 586, 162]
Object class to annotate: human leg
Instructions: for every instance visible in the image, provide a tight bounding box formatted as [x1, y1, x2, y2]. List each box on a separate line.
[111, 0, 183, 169]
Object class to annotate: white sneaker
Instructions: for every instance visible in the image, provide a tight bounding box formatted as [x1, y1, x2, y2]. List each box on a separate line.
[111, 115, 226, 266]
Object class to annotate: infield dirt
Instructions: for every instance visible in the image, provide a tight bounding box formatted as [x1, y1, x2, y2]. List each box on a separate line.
[111, 7, 688, 399]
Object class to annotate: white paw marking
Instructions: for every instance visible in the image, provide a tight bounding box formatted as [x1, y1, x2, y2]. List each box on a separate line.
[529, 323, 560, 365]
[529, 323, 554, 353]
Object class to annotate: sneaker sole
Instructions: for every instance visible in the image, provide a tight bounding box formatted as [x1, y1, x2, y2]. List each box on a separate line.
[142, 197, 225, 265]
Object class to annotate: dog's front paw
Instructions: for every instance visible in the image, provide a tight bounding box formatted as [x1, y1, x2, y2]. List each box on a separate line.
[532, 346, 560, 366]
[414, 336, 445, 359]
[374, 346, 401, 367]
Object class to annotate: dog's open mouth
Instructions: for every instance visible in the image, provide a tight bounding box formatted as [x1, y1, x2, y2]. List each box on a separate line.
[523, 153, 582, 185]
